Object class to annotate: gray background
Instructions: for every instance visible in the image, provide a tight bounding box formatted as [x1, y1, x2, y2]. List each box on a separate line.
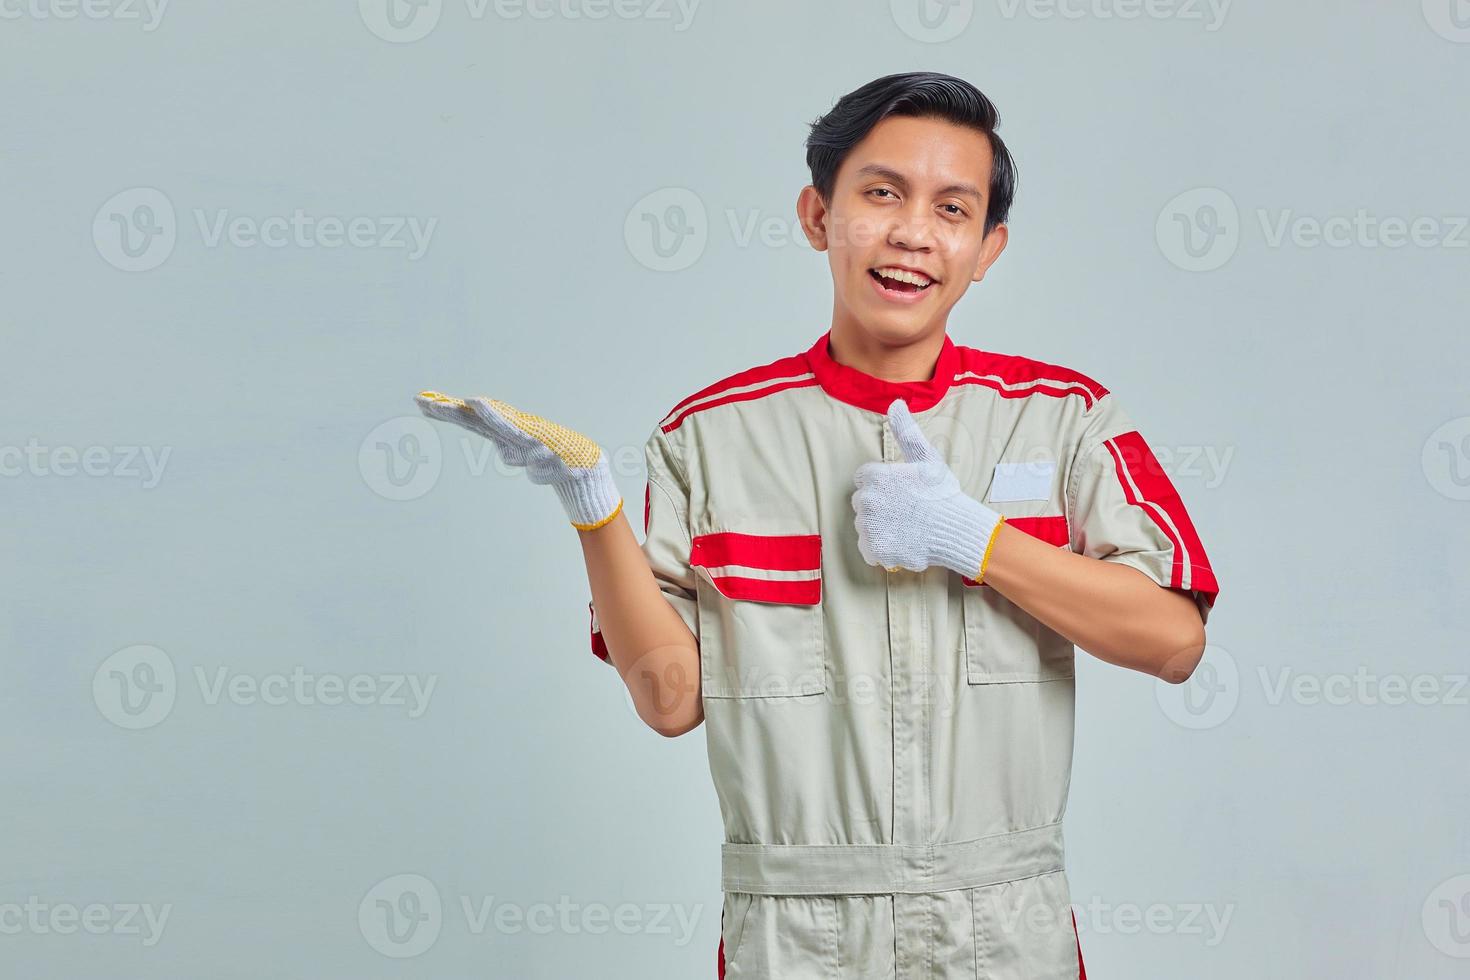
[4, 1, 1467, 977]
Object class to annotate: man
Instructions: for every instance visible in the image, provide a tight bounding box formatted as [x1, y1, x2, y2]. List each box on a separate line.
[417, 71, 1219, 979]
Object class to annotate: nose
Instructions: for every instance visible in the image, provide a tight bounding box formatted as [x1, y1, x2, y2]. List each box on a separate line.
[886, 199, 937, 252]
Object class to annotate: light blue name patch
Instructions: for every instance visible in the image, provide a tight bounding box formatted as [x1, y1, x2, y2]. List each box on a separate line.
[986, 460, 1056, 503]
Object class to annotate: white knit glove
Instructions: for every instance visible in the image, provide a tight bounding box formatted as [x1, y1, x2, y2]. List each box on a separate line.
[414, 390, 623, 531]
[852, 399, 1006, 579]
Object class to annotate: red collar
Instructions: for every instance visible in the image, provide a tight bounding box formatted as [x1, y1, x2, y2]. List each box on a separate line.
[803, 329, 960, 414]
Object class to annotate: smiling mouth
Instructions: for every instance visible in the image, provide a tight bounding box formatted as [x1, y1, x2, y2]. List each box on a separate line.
[868, 267, 935, 294]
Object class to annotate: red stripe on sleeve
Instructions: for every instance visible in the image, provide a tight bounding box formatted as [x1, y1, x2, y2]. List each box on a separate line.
[1105, 431, 1220, 603]
[588, 601, 610, 664]
[1073, 907, 1087, 979]
[717, 905, 726, 978]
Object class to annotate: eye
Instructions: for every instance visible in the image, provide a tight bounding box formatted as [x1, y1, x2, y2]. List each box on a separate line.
[868, 188, 897, 200]
[941, 203, 966, 217]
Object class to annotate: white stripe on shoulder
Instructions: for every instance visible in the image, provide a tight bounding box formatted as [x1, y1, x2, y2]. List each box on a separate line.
[954, 369, 1098, 401]
[660, 370, 816, 427]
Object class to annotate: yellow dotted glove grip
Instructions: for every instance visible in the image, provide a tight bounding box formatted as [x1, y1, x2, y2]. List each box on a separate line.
[418, 391, 602, 469]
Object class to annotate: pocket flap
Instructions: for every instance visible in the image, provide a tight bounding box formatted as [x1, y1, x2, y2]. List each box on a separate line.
[689, 531, 822, 604]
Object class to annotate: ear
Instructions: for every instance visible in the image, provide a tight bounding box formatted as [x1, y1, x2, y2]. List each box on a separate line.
[796, 185, 830, 252]
[971, 223, 1009, 283]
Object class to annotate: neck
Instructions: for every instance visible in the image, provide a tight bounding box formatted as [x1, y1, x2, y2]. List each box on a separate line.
[827, 323, 945, 383]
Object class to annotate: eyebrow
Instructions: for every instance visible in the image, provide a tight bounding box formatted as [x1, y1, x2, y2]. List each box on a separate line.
[853, 164, 985, 203]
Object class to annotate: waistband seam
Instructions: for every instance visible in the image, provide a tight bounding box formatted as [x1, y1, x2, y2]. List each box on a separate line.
[720, 821, 1066, 896]
[720, 820, 1066, 855]
[721, 866, 1060, 897]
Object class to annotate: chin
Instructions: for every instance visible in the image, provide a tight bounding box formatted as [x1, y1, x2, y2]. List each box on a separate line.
[853, 313, 936, 346]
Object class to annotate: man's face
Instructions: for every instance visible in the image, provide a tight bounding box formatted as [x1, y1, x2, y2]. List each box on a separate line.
[799, 114, 1007, 345]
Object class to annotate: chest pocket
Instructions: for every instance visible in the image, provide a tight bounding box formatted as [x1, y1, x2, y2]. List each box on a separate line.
[689, 528, 826, 698]
[961, 512, 1076, 684]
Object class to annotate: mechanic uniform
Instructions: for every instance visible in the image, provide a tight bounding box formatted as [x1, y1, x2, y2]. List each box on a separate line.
[588, 329, 1220, 979]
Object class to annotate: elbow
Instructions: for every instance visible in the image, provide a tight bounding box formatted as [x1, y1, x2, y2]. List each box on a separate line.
[646, 707, 703, 738]
[624, 638, 703, 736]
[635, 687, 703, 738]
[1156, 621, 1207, 684]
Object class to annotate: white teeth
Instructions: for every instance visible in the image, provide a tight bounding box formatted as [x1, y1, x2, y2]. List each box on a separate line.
[873, 267, 932, 287]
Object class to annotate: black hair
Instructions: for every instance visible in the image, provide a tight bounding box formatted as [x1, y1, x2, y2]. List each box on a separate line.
[805, 72, 1017, 237]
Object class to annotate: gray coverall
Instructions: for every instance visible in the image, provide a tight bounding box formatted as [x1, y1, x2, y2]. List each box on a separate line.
[589, 329, 1219, 978]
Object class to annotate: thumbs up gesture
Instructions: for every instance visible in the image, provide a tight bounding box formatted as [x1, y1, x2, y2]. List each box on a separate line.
[851, 399, 1005, 580]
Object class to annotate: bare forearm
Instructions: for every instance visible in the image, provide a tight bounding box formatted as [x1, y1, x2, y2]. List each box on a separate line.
[980, 524, 1206, 682]
[577, 511, 703, 735]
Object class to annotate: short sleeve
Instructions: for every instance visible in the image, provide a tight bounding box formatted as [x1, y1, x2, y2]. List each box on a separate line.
[587, 425, 699, 665]
[1065, 392, 1220, 625]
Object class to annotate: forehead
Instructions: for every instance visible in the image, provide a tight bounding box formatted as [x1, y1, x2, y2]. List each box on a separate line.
[836, 114, 994, 191]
